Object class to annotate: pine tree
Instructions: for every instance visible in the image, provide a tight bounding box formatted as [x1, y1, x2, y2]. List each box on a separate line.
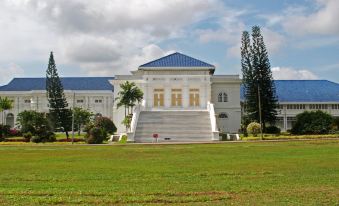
[241, 26, 278, 130]
[46, 52, 72, 138]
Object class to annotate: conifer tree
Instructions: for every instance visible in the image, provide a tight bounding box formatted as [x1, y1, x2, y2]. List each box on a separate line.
[46, 52, 72, 138]
[241, 26, 278, 129]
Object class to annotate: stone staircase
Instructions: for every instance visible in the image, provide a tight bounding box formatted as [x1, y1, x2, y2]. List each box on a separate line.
[134, 111, 213, 142]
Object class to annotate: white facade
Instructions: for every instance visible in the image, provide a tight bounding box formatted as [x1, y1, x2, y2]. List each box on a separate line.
[111, 68, 242, 135]
[276, 103, 339, 131]
[0, 90, 113, 128]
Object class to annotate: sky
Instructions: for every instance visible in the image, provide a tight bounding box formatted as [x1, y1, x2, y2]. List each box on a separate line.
[0, 0, 339, 85]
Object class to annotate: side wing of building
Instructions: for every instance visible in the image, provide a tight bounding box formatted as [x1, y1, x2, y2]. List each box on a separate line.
[0, 77, 114, 128]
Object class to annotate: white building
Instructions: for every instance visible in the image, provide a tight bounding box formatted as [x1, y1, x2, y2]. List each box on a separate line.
[0, 77, 114, 128]
[241, 80, 339, 131]
[0, 53, 242, 142]
[111, 52, 242, 142]
[1, 52, 338, 141]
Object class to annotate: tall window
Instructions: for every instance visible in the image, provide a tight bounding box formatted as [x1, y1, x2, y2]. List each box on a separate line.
[218, 92, 228, 102]
[153, 89, 164, 107]
[223, 93, 228, 102]
[218, 93, 222, 102]
[171, 89, 182, 107]
[189, 88, 200, 107]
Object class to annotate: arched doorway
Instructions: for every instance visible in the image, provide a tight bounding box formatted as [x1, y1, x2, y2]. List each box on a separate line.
[6, 113, 14, 128]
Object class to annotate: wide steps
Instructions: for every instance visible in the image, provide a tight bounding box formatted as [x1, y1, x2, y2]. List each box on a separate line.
[134, 111, 212, 143]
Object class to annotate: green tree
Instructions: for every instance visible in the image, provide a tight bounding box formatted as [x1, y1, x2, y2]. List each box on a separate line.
[291, 110, 333, 135]
[73, 107, 93, 136]
[115, 81, 143, 131]
[0, 97, 13, 125]
[17, 111, 55, 143]
[241, 26, 278, 130]
[46, 52, 72, 138]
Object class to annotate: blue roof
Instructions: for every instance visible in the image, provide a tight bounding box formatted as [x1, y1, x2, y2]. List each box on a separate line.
[241, 80, 339, 102]
[139, 52, 215, 69]
[0, 77, 114, 91]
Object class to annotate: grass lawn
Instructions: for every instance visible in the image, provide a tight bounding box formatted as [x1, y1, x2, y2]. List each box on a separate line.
[0, 140, 338, 205]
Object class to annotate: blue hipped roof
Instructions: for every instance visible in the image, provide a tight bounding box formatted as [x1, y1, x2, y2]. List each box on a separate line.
[0, 77, 114, 91]
[139, 52, 215, 69]
[241, 80, 339, 102]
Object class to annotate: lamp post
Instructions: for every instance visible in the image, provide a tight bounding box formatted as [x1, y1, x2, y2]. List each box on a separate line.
[71, 92, 75, 144]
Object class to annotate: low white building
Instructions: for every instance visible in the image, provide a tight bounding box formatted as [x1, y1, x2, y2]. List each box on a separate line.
[241, 80, 339, 131]
[0, 77, 114, 128]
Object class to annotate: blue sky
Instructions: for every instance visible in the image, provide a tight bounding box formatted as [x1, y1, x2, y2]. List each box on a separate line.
[0, 0, 338, 85]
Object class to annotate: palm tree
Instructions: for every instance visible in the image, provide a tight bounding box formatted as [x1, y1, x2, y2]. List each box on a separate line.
[115, 81, 143, 131]
[0, 97, 13, 125]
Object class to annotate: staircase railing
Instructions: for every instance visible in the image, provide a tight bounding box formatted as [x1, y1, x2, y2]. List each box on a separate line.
[207, 101, 220, 140]
[127, 100, 146, 142]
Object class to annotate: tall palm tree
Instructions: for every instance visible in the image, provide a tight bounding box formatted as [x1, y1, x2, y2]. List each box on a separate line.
[0, 97, 13, 125]
[115, 81, 143, 131]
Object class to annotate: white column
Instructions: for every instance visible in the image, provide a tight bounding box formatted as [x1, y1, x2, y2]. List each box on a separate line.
[183, 78, 189, 108]
[164, 83, 171, 108]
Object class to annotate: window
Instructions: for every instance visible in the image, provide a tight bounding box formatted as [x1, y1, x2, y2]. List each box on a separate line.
[218, 113, 228, 118]
[24, 99, 31, 103]
[171, 89, 182, 107]
[278, 105, 284, 109]
[223, 93, 228, 102]
[218, 93, 222, 102]
[189, 88, 200, 107]
[310, 104, 328, 110]
[332, 104, 339, 110]
[77, 99, 84, 103]
[95, 99, 102, 103]
[287, 104, 306, 110]
[153, 89, 164, 107]
[218, 92, 228, 102]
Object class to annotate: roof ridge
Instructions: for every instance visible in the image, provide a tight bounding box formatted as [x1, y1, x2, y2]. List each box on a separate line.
[139, 52, 179, 68]
[139, 52, 214, 68]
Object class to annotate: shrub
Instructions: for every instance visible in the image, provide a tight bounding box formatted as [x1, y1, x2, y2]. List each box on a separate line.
[247, 122, 261, 137]
[291, 110, 333, 135]
[333, 116, 339, 130]
[23, 132, 32, 141]
[0, 125, 11, 138]
[30, 132, 56, 143]
[265, 125, 281, 134]
[119, 135, 128, 144]
[94, 117, 117, 134]
[85, 127, 107, 144]
[9, 128, 21, 137]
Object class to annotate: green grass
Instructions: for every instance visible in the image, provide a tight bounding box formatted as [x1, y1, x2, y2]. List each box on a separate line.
[0, 140, 338, 205]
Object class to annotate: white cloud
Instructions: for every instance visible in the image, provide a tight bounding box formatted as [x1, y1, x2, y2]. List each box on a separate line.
[0, 0, 223, 76]
[0, 63, 25, 85]
[272, 67, 318, 80]
[283, 0, 339, 36]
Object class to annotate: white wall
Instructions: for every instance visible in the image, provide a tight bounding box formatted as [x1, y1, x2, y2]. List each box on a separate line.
[211, 77, 242, 133]
[0, 90, 114, 127]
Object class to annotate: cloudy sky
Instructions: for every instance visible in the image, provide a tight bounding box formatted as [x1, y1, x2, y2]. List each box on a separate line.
[0, 0, 338, 85]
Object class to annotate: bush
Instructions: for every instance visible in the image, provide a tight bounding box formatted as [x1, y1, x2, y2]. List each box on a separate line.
[85, 127, 107, 144]
[23, 132, 32, 141]
[119, 135, 128, 144]
[265, 125, 281, 134]
[30, 131, 56, 143]
[247, 122, 261, 137]
[9, 128, 21, 137]
[0, 125, 11, 138]
[291, 110, 333, 135]
[94, 117, 117, 134]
